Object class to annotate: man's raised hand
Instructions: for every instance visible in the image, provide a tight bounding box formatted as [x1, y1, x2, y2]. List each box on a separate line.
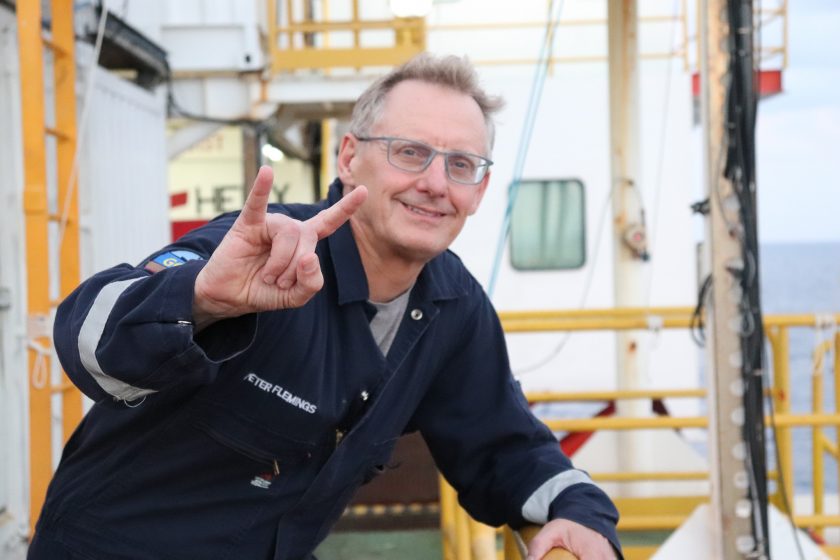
[193, 166, 367, 329]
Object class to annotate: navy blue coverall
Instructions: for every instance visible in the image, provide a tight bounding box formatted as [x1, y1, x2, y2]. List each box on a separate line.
[31, 180, 620, 559]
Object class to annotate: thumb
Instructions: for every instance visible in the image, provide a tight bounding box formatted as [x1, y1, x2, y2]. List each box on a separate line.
[527, 530, 567, 560]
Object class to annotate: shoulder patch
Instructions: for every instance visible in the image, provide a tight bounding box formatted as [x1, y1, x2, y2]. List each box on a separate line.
[144, 250, 203, 273]
[172, 250, 202, 262]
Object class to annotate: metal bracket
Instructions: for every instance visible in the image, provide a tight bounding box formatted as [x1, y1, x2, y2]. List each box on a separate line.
[0, 287, 10, 310]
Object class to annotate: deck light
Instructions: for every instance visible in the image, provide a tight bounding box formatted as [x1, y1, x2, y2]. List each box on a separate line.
[261, 143, 284, 162]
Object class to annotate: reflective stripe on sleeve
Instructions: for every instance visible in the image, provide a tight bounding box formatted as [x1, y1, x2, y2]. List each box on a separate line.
[521, 469, 595, 524]
[77, 277, 158, 401]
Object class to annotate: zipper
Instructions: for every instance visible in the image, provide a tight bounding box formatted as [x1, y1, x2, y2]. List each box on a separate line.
[197, 423, 278, 466]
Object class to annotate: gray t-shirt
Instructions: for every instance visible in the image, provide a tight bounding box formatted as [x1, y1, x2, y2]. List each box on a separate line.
[368, 289, 412, 357]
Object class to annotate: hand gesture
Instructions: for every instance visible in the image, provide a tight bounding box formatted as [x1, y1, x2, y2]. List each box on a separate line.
[193, 166, 367, 328]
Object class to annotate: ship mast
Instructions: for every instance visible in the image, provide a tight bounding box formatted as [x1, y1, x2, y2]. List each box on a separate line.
[700, 0, 768, 557]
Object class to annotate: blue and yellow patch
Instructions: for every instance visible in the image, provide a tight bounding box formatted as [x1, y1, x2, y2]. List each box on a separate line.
[144, 250, 202, 273]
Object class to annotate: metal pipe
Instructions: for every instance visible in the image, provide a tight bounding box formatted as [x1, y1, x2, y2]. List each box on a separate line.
[428, 14, 682, 32]
[782, 0, 789, 68]
[769, 327, 794, 511]
[351, 0, 360, 49]
[835, 333, 840, 520]
[468, 518, 496, 559]
[526, 388, 705, 402]
[439, 477, 456, 560]
[591, 470, 708, 482]
[499, 309, 840, 329]
[812, 339, 831, 539]
[454, 504, 471, 560]
[285, 0, 294, 48]
[500, 306, 694, 319]
[543, 413, 840, 432]
[320, 119, 333, 198]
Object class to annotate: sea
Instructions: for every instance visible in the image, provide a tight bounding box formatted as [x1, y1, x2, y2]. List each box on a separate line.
[761, 242, 840, 494]
[676, 242, 840, 495]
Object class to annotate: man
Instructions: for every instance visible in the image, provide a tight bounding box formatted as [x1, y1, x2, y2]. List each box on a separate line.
[31, 54, 620, 560]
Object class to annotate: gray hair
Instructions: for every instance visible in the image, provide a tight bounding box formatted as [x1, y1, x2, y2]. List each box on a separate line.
[349, 53, 504, 154]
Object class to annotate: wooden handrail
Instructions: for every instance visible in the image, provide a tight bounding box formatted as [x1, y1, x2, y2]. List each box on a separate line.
[519, 526, 579, 560]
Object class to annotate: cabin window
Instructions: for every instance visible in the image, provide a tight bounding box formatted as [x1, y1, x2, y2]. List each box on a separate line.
[510, 179, 585, 270]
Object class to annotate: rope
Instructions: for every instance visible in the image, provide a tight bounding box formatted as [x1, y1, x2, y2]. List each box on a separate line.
[26, 339, 51, 390]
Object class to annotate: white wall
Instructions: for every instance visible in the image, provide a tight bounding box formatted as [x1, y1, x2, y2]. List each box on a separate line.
[76, 43, 170, 273]
[0, 6, 34, 554]
[0, 15, 170, 552]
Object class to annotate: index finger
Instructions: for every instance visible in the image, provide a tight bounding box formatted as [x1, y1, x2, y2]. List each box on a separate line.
[306, 185, 368, 239]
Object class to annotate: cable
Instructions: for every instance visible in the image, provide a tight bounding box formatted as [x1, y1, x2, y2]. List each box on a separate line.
[165, 71, 264, 128]
[690, 274, 712, 347]
[643, 0, 681, 307]
[57, 0, 110, 252]
[486, 0, 566, 298]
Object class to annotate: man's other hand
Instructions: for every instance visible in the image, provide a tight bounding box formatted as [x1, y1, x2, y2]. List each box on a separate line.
[526, 518, 617, 560]
[193, 166, 367, 328]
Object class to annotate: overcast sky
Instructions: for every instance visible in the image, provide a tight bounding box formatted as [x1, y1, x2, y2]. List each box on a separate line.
[756, 2, 840, 243]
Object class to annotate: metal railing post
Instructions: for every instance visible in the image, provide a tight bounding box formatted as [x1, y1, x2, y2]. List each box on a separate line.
[439, 477, 457, 560]
[769, 326, 794, 510]
[835, 332, 840, 522]
[811, 339, 831, 539]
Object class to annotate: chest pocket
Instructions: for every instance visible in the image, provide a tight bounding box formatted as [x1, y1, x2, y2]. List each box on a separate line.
[192, 362, 341, 450]
[188, 393, 328, 461]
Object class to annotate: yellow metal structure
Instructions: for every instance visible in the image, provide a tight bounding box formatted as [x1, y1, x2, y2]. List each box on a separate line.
[267, 0, 425, 72]
[265, 1, 787, 75]
[17, 0, 83, 533]
[440, 308, 840, 559]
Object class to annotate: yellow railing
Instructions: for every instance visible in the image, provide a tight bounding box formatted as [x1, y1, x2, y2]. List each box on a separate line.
[440, 308, 840, 559]
[267, 0, 425, 72]
[440, 478, 578, 560]
[265, 1, 788, 76]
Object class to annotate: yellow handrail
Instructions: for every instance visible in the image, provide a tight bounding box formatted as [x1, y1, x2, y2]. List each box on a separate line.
[504, 526, 578, 560]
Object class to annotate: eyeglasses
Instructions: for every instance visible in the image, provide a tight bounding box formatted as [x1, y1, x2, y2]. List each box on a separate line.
[355, 136, 493, 185]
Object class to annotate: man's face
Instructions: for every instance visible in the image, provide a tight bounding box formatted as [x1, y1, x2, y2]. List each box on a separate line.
[338, 80, 491, 266]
